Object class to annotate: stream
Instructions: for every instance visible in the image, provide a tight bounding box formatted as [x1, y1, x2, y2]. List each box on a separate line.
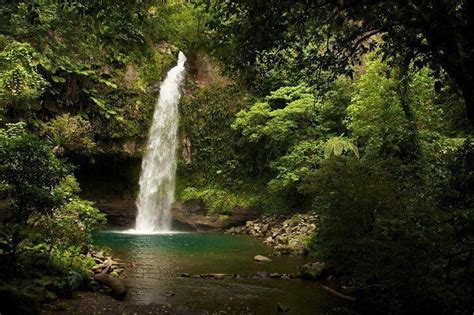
[93, 231, 349, 314]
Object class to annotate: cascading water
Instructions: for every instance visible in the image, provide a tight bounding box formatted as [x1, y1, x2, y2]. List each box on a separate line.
[133, 52, 186, 233]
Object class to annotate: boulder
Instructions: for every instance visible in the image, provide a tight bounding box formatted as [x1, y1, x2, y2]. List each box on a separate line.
[209, 273, 226, 279]
[254, 255, 272, 263]
[299, 262, 326, 281]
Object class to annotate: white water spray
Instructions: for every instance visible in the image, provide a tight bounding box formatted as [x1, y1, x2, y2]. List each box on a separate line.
[133, 52, 186, 233]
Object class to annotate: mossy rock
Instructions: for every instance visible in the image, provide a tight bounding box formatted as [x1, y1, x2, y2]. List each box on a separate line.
[299, 261, 326, 281]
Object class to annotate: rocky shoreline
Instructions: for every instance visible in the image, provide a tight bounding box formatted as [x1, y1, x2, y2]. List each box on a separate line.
[87, 250, 127, 300]
[225, 212, 319, 256]
[41, 250, 128, 313]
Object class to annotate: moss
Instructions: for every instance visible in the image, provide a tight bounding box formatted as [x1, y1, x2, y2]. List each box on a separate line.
[178, 185, 259, 215]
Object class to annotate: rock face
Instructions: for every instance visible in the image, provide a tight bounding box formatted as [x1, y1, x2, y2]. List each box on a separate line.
[93, 199, 261, 231]
[95, 199, 137, 228]
[226, 213, 319, 256]
[171, 201, 261, 231]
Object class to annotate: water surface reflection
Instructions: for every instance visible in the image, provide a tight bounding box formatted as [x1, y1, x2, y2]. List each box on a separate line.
[94, 232, 347, 314]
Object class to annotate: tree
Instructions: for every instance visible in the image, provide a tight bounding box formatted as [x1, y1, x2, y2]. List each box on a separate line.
[0, 123, 69, 256]
[232, 84, 355, 195]
[208, 0, 474, 124]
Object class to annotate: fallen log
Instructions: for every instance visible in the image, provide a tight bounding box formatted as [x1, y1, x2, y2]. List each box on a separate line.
[321, 285, 357, 302]
[94, 273, 127, 300]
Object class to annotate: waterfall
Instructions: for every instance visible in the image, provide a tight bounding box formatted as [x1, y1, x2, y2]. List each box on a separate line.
[133, 52, 186, 233]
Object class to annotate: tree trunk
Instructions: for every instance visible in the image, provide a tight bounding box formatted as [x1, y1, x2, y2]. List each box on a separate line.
[396, 54, 419, 161]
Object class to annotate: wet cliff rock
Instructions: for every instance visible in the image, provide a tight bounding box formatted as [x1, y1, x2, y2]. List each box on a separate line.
[171, 201, 261, 231]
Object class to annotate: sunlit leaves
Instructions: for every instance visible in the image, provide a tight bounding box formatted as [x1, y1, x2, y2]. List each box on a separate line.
[232, 85, 323, 144]
[323, 136, 359, 159]
[0, 41, 48, 108]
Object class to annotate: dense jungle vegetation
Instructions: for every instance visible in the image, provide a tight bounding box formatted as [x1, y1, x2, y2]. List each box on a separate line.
[1, 0, 473, 314]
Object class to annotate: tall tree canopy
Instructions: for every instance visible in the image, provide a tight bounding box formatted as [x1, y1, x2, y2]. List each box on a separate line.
[208, 0, 474, 124]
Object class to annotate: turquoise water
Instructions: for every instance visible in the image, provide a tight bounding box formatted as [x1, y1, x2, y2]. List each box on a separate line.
[94, 231, 347, 314]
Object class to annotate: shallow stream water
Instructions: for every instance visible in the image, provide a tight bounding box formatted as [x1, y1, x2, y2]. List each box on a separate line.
[93, 231, 348, 314]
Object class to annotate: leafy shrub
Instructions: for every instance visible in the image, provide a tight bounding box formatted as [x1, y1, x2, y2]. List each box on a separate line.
[179, 83, 247, 179]
[347, 54, 441, 160]
[0, 123, 105, 280]
[308, 156, 473, 313]
[36, 197, 106, 250]
[0, 41, 48, 110]
[231, 84, 354, 205]
[40, 113, 96, 155]
[0, 123, 69, 233]
[180, 186, 258, 215]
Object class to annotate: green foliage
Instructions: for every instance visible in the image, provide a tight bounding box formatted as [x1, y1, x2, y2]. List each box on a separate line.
[208, 0, 474, 124]
[214, 48, 471, 312]
[0, 123, 105, 296]
[309, 153, 473, 313]
[207, 1, 326, 93]
[180, 186, 257, 215]
[323, 136, 359, 159]
[40, 113, 96, 155]
[149, 1, 209, 51]
[0, 40, 47, 111]
[232, 84, 351, 199]
[0, 123, 69, 226]
[253, 43, 332, 95]
[268, 140, 324, 193]
[0, 0, 209, 155]
[348, 55, 424, 159]
[180, 83, 246, 178]
[36, 197, 106, 249]
[232, 85, 320, 144]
